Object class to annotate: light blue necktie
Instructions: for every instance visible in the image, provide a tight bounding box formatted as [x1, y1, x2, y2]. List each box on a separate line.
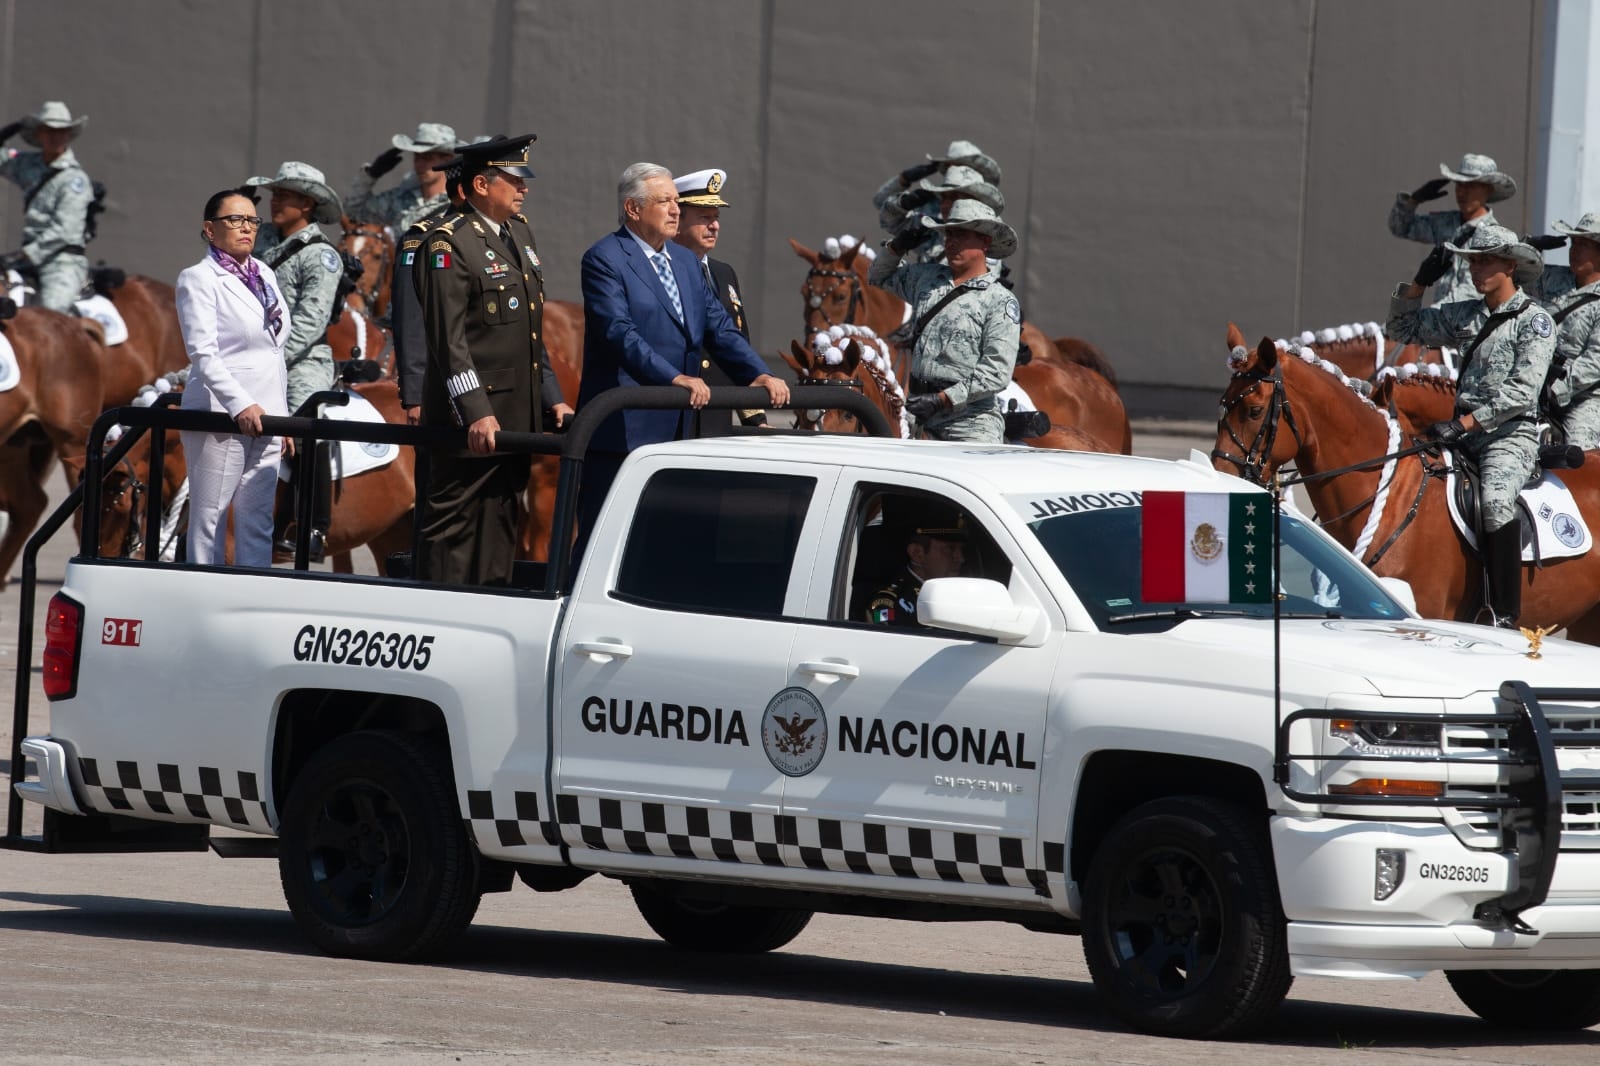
[651, 251, 684, 323]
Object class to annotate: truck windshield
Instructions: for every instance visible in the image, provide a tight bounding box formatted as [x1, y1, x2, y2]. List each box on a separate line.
[1010, 493, 1409, 630]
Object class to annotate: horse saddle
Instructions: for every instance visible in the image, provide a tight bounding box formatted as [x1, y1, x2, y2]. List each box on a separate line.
[275, 387, 399, 484]
[1443, 449, 1592, 562]
[0, 327, 18, 393]
[74, 293, 129, 345]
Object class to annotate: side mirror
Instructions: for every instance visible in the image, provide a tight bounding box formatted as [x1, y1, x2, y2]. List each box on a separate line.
[917, 577, 1042, 645]
[1377, 576, 1417, 615]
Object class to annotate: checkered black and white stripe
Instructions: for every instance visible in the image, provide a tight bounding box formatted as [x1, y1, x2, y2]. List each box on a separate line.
[550, 793, 1064, 896]
[464, 788, 561, 853]
[77, 757, 271, 832]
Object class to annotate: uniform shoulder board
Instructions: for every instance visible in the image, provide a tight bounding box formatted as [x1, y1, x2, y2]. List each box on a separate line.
[512, 213, 528, 224]
[435, 212, 468, 235]
[415, 217, 436, 234]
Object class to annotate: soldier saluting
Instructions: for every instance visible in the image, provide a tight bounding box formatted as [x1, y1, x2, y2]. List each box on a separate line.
[418, 134, 571, 586]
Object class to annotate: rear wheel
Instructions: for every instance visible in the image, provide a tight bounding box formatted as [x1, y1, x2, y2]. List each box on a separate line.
[278, 730, 480, 960]
[1446, 969, 1600, 1030]
[1081, 796, 1291, 1038]
[630, 883, 812, 953]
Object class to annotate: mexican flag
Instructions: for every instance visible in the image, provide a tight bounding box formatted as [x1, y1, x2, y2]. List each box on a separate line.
[1141, 491, 1273, 603]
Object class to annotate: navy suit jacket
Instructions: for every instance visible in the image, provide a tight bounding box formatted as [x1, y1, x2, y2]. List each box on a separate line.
[578, 227, 769, 452]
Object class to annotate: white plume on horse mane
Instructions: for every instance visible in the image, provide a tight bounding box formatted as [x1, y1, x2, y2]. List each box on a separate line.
[1336, 324, 1355, 341]
[1272, 339, 1288, 351]
[823, 237, 841, 260]
[839, 234, 858, 250]
[1228, 344, 1249, 367]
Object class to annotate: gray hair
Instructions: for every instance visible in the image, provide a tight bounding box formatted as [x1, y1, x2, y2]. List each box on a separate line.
[618, 162, 672, 224]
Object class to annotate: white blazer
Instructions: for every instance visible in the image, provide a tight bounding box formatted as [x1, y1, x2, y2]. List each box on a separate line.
[176, 253, 291, 419]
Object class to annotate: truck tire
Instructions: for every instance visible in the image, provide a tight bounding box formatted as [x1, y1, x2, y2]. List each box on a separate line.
[1081, 796, 1291, 1038]
[278, 730, 480, 961]
[630, 883, 812, 953]
[1446, 969, 1600, 1030]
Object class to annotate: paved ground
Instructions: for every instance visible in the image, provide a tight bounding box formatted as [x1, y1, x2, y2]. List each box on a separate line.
[0, 424, 1594, 1063]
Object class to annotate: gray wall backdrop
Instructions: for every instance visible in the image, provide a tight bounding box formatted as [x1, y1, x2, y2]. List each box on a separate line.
[0, 0, 1551, 417]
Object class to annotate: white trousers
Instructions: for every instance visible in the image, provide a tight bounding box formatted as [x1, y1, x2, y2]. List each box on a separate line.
[180, 430, 281, 567]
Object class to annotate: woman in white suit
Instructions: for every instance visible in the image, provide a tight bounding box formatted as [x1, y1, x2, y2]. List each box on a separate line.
[177, 188, 291, 566]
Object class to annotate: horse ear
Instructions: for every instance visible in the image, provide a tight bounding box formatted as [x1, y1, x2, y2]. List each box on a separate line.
[838, 242, 859, 269]
[1255, 336, 1278, 368]
[840, 339, 862, 373]
[784, 339, 812, 376]
[788, 238, 821, 268]
[1225, 321, 1246, 350]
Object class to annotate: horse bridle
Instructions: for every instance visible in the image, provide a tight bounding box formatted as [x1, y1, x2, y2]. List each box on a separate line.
[1211, 362, 1304, 486]
[341, 222, 393, 311]
[803, 265, 863, 330]
[102, 455, 148, 558]
[792, 377, 864, 431]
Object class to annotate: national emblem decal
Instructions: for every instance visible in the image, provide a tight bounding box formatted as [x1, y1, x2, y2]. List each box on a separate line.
[1554, 512, 1584, 547]
[761, 687, 827, 777]
[1190, 522, 1224, 562]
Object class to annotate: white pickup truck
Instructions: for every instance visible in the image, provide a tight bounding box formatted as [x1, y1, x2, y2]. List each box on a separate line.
[10, 390, 1600, 1039]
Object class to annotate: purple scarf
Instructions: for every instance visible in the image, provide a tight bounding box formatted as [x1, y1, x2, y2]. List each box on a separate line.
[209, 245, 283, 337]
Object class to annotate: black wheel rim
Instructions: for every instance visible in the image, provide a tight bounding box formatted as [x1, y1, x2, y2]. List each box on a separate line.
[303, 779, 412, 927]
[1103, 844, 1224, 1001]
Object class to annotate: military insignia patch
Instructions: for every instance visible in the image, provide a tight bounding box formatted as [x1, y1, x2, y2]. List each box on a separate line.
[487, 300, 497, 314]
[760, 687, 827, 777]
[432, 250, 451, 269]
[1006, 298, 1021, 323]
[402, 239, 422, 251]
[320, 247, 341, 273]
[508, 296, 519, 310]
[707, 172, 723, 194]
[526, 246, 540, 268]
[1533, 312, 1553, 338]
[404, 251, 415, 265]
[430, 239, 450, 252]
[485, 250, 496, 260]
[70, 174, 87, 194]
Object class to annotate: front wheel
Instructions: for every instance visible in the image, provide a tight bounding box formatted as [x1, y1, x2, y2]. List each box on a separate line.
[1081, 796, 1291, 1039]
[630, 883, 812, 953]
[1447, 969, 1600, 1030]
[278, 730, 480, 960]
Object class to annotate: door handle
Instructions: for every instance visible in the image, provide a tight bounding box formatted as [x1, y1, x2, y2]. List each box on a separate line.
[573, 640, 634, 662]
[798, 659, 860, 680]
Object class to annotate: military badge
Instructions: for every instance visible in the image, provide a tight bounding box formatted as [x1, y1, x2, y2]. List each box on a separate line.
[487, 300, 498, 314]
[432, 250, 451, 269]
[1006, 298, 1021, 323]
[508, 296, 519, 310]
[707, 171, 723, 194]
[760, 687, 827, 777]
[70, 174, 87, 194]
[1533, 312, 1553, 338]
[525, 246, 540, 268]
[404, 251, 415, 265]
[320, 247, 341, 273]
[485, 250, 496, 260]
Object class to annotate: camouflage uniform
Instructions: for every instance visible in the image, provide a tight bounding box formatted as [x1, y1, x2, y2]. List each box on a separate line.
[261, 226, 343, 412]
[1387, 200, 1500, 307]
[870, 253, 1020, 444]
[1547, 279, 1600, 447]
[1388, 285, 1555, 530]
[0, 145, 92, 312]
[344, 169, 449, 236]
[874, 163, 1004, 268]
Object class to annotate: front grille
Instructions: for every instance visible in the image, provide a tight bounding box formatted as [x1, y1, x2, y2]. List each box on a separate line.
[1446, 702, 1600, 850]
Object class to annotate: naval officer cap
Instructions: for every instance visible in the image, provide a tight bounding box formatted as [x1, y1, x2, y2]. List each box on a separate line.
[674, 168, 730, 207]
[458, 133, 538, 179]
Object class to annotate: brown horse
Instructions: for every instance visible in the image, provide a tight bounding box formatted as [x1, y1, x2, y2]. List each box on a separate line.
[788, 238, 1132, 452]
[1212, 322, 1600, 639]
[339, 218, 394, 320]
[325, 303, 393, 374]
[0, 306, 107, 585]
[101, 275, 187, 406]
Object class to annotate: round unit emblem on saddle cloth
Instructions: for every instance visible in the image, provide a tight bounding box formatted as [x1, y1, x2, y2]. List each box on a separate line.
[0, 329, 20, 393]
[74, 293, 129, 345]
[275, 388, 399, 482]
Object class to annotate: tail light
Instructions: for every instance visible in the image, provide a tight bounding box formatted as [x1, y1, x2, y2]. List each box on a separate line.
[42, 593, 84, 701]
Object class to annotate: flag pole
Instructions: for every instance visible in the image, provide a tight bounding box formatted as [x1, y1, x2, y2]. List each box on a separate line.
[1271, 472, 1285, 785]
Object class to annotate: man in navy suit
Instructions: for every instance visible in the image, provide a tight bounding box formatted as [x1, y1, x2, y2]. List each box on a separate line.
[575, 161, 789, 542]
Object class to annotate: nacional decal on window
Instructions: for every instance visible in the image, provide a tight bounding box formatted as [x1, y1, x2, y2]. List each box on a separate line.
[580, 696, 750, 746]
[1014, 491, 1143, 521]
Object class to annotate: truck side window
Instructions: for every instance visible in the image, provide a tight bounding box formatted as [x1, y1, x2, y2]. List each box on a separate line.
[615, 469, 816, 616]
[840, 488, 1012, 623]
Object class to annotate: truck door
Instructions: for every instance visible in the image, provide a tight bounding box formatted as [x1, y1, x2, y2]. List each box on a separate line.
[553, 457, 836, 876]
[782, 478, 1059, 900]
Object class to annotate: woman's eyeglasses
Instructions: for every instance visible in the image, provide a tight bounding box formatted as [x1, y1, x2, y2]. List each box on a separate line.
[210, 214, 264, 230]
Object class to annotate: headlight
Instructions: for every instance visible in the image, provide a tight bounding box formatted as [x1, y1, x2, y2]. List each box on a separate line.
[1330, 718, 1442, 759]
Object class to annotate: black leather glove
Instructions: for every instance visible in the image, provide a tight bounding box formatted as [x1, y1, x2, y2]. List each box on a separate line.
[886, 224, 934, 256]
[905, 393, 946, 419]
[898, 161, 940, 186]
[366, 146, 405, 178]
[1408, 177, 1451, 203]
[0, 250, 30, 274]
[1413, 244, 1452, 287]
[0, 120, 22, 143]
[1425, 418, 1466, 444]
[893, 188, 937, 212]
[1527, 234, 1568, 251]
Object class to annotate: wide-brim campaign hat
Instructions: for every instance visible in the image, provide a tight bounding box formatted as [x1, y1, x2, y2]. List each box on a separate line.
[391, 122, 462, 154]
[1445, 222, 1543, 287]
[245, 161, 343, 224]
[918, 164, 1004, 213]
[1553, 213, 1600, 242]
[1440, 153, 1517, 202]
[927, 139, 1001, 186]
[675, 168, 729, 207]
[21, 100, 87, 146]
[457, 133, 537, 178]
[921, 199, 1018, 259]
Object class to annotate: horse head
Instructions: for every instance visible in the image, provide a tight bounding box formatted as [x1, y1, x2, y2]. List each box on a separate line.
[785, 330, 909, 438]
[339, 216, 395, 316]
[1211, 323, 1304, 485]
[790, 237, 870, 334]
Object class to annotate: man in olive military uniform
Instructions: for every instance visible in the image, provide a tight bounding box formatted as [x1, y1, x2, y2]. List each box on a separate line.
[346, 122, 462, 235]
[0, 101, 95, 313]
[1389, 153, 1515, 307]
[869, 199, 1022, 443]
[1542, 213, 1600, 448]
[1387, 223, 1555, 627]
[418, 134, 572, 586]
[670, 167, 765, 435]
[864, 502, 968, 626]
